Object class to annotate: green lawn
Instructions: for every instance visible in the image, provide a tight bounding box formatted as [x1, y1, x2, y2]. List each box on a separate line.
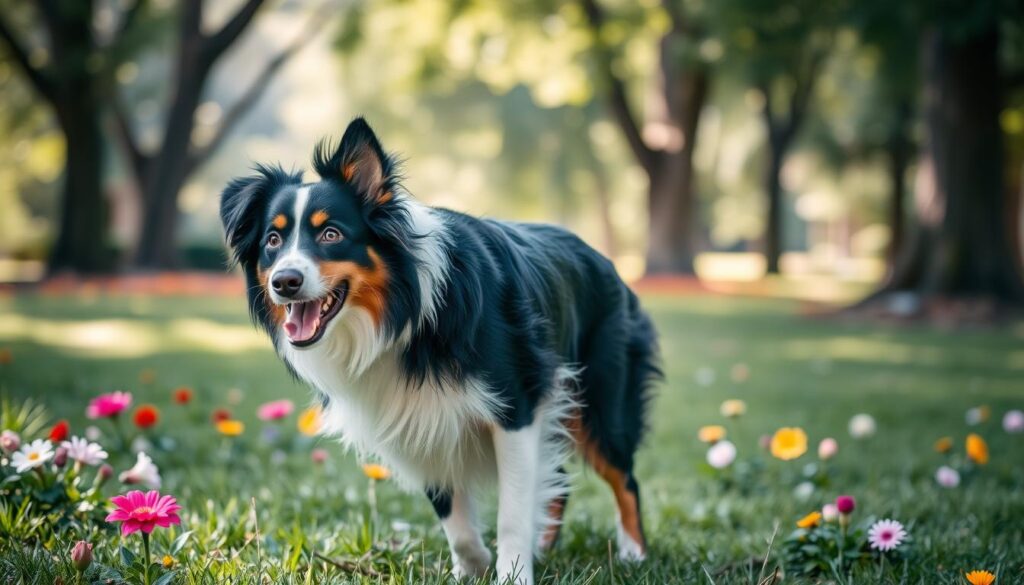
[0, 293, 1022, 584]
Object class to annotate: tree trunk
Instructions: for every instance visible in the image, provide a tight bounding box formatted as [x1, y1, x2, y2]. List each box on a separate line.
[884, 26, 1024, 304]
[133, 35, 211, 270]
[48, 98, 110, 274]
[763, 142, 785, 274]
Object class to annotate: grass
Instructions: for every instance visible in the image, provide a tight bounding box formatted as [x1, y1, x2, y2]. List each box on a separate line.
[0, 292, 1022, 584]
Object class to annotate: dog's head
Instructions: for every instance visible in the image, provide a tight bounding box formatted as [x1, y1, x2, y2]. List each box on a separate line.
[220, 118, 422, 350]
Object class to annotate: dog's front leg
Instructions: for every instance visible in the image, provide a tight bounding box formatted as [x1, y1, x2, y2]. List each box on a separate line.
[493, 421, 541, 585]
[427, 487, 492, 579]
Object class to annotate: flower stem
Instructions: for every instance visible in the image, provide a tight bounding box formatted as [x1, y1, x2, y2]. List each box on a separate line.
[141, 532, 151, 585]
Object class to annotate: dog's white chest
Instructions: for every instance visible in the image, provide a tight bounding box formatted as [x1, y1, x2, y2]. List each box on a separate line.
[282, 332, 502, 491]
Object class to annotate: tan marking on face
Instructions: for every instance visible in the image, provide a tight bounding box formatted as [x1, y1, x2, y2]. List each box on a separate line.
[342, 163, 356, 181]
[272, 214, 287, 229]
[310, 210, 329, 228]
[257, 268, 286, 326]
[567, 413, 646, 554]
[318, 247, 389, 325]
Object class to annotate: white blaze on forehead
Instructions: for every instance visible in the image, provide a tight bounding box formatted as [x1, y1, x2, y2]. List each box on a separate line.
[290, 186, 311, 251]
[269, 185, 324, 303]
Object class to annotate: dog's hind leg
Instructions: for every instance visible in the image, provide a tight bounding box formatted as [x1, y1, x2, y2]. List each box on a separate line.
[537, 466, 569, 553]
[426, 487, 492, 578]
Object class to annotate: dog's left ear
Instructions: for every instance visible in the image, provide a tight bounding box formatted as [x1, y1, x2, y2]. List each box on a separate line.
[318, 117, 394, 206]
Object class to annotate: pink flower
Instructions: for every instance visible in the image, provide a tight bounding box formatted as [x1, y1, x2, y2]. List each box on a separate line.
[311, 448, 329, 464]
[86, 392, 133, 419]
[817, 438, 838, 460]
[257, 399, 294, 421]
[836, 495, 856, 515]
[105, 490, 181, 535]
[867, 519, 907, 551]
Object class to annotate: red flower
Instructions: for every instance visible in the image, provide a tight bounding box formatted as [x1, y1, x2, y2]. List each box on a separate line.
[211, 408, 231, 423]
[836, 495, 856, 515]
[172, 387, 193, 404]
[133, 405, 160, 429]
[48, 420, 70, 442]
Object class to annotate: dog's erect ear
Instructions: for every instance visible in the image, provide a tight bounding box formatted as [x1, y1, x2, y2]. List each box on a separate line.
[314, 117, 395, 206]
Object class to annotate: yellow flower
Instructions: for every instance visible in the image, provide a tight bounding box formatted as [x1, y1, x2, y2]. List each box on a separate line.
[697, 425, 727, 444]
[796, 511, 822, 529]
[719, 399, 747, 418]
[216, 419, 245, 436]
[770, 427, 808, 460]
[934, 437, 953, 453]
[162, 555, 175, 569]
[362, 463, 391, 481]
[298, 406, 323, 436]
[965, 570, 996, 585]
[966, 433, 989, 465]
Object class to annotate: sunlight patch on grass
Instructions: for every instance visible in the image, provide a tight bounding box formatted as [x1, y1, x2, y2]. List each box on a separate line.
[783, 336, 947, 365]
[167, 318, 268, 353]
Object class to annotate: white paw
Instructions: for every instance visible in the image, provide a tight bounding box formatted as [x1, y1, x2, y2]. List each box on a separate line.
[452, 545, 492, 579]
[616, 520, 646, 562]
[495, 555, 533, 585]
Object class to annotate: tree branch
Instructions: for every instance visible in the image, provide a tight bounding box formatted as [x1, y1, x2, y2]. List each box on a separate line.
[580, 0, 656, 174]
[0, 13, 56, 103]
[204, 0, 266, 60]
[110, 94, 149, 181]
[186, 3, 333, 174]
[787, 49, 826, 134]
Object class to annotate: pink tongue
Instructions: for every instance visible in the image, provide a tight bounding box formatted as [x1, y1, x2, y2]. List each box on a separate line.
[283, 301, 320, 341]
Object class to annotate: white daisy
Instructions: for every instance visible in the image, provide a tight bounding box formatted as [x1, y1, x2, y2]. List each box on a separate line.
[118, 451, 162, 488]
[706, 440, 737, 469]
[11, 439, 54, 473]
[868, 519, 908, 551]
[60, 436, 108, 466]
[848, 414, 877, 439]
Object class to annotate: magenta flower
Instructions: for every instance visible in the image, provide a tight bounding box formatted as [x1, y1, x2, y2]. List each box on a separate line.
[86, 391, 133, 419]
[257, 399, 294, 421]
[836, 495, 856, 515]
[105, 490, 181, 535]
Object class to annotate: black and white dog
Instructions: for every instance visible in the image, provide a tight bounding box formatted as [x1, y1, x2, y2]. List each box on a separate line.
[220, 118, 660, 584]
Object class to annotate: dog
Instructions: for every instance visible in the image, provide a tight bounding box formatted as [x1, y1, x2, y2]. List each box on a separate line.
[220, 118, 660, 584]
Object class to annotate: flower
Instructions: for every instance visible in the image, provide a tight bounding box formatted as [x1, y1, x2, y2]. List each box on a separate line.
[0, 429, 20, 453]
[935, 465, 961, 488]
[719, 399, 747, 418]
[965, 570, 996, 585]
[211, 408, 231, 423]
[848, 414, 876, 439]
[1003, 410, 1023, 434]
[119, 452, 162, 488]
[12, 439, 55, 473]
[71, 541, 93, 572]
[796, 511, 822, 529]
[162, 555, 175, 569]
[867, 519, 907, 551]
[85, 426, 102, 441]
[934, 437, 953, 453]
[966, 433, 989, 465]
[793, 481, 815, 500]
[86, 391, 132, 419]
[706, 440, 737, 469]
[298, 406, 323, 436]
[172, 387, 193, 404]
[770, 427, 807, 460]
[53, 446, 68, 468]
[61, 436, 108, 466]
[258, 399, 294, 421]
[817, 437, 838, 460]
[697, 425, 727, 444]
[965, 406, 990, 426]
[48, 420, 70, 442]
[216, 419, 245, 436]
[836, 495, 856, 515]
[311, 448, 329, 464]
[362, 463, 391, 480]
[97, 464, 114, 485]
[105, 490, 181, 535]
[821, 503, 839, 522]
[133, 405, 160, 429]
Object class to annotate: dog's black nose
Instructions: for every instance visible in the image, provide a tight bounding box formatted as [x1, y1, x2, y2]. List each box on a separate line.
[271, 269, 304, 298]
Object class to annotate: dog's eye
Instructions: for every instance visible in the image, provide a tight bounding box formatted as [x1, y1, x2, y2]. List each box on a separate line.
[266, 232, 282, 248]
[319, 227, 342, 244]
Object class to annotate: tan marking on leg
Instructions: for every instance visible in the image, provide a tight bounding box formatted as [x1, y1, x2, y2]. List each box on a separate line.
[272, 214, 287, 229]
[310, 210, 329, 228]
[568, 413, 646, 554]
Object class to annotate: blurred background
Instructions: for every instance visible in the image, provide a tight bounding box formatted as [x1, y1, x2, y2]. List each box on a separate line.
[1, 0, 1023, 315]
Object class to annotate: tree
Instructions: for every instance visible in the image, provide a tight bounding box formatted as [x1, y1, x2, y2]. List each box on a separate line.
[0, 1, 137, 273]
[113, 1, 331, 269]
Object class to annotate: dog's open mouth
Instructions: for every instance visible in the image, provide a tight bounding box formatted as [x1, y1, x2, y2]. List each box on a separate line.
[282, 282, 348, 347]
